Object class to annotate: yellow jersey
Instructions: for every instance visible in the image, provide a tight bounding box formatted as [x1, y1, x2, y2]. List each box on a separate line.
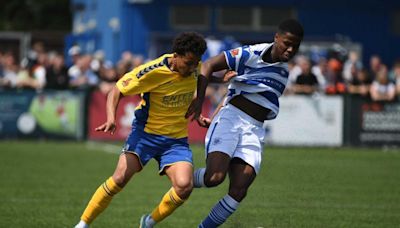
[116, 54, 199, 138]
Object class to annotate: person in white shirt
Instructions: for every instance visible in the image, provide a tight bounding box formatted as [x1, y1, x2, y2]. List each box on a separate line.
[186, 19, 304, 227]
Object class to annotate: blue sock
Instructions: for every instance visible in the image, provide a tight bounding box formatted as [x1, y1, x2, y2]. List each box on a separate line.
[199, 194, 239, 228]
[193, 168, 206, 188]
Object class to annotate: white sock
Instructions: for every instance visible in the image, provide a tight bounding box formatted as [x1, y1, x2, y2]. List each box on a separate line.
[193, 168, 206, 188]
[146, 215, 156, 227]
[74, 220, 89, 228]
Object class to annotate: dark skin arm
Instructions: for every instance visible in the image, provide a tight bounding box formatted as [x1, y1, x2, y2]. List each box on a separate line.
[185, 53, 232, 127]
[95, 85, 123, 134]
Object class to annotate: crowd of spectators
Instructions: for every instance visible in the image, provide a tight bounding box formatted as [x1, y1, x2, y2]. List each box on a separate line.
[0, 42, 144, 95]
[285, 51, 400, 102]
[1, 41, 400, 105]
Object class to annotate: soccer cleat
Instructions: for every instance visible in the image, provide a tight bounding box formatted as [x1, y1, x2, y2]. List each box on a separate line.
[139, 214, 153, 228]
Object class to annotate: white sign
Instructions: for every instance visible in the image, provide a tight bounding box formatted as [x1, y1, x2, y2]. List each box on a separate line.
[265, 95, 344, 146]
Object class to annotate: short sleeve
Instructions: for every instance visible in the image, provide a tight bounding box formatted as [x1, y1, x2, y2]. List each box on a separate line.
[116, 68, 170, 95]
[223, 46, 250, 74]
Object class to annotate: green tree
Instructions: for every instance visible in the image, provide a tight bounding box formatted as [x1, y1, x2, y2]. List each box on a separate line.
[0, 0, 71, 31]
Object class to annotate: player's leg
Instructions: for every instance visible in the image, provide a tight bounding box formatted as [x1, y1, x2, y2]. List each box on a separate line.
[194, 151, 231, 188]
[75, 153, 142, 228]
[193, 105, 240, 188]
[142, 162, 193, 228]
[199, 158, 256, 228]
[140, 139, 193, 228]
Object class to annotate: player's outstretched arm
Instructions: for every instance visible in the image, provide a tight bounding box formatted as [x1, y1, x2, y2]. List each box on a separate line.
[186, 53, 229, 123]
[95, 85, 123, 134]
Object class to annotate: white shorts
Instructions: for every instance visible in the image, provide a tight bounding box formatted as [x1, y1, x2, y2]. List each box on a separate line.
[205, 104, 266, 174]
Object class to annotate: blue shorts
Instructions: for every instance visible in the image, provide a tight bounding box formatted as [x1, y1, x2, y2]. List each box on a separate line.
[122, 125, 193, 175]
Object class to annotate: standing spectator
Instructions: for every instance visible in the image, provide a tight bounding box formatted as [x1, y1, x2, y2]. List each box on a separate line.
[342, 50, 362, 83]
[389, 59, 400, 82]
[0, 52, 18, 89]
[68, 54, 99, 89]
[370, 65, 396, 101]
[348, 68, 372, 97]
[45, 53, 69, 90]
[292, 57, 319, 94]
[311, 57, 328, 91]
[369, 55, 383, 80]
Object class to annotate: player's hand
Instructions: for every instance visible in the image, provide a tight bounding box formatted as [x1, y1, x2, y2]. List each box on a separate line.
[222, 70, 237, 83]
[196, 114, 211, 128]
[95, 121, 116, 135]
[185, 96, 203, 121]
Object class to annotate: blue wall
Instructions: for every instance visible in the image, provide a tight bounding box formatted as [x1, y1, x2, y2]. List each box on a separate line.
[70, 0, 400, 65]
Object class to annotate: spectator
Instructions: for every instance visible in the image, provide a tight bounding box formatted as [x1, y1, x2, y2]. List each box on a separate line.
[369, 55, 383, 80]
[97, 61, 118, 94]
[311, 57, 328, 91]
[45, 53, 69, 90]
[16, 52, 47, 90]
[325, 58, 345, 94]
[342, 50, 362, 83]
[389, 59, 400, 82]
[0, 52, 18, 89]
[348, 68, 372, 97]
[68, 54, 99, 89]
[292, 57, 319, 94]
[370, 65, 396, 101]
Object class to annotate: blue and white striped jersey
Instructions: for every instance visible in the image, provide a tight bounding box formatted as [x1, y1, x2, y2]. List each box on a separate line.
[223, 43, 289, 120]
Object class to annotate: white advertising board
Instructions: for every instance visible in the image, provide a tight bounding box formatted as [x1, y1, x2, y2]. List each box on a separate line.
[264, 95, 344, 146]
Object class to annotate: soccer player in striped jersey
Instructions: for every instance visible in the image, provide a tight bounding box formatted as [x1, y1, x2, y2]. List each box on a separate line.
[74, 32, 229, 228]
[187, 19, 304, 227]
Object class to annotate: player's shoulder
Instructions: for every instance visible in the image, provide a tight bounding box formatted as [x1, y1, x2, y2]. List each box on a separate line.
[135, 54, 172, 78]
[246, 42, 273, 53]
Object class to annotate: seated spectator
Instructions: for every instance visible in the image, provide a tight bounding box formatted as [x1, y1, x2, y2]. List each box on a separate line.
[45, 53, 69, 90]
[292, 58, 319, 95]
[370, 65, 396, 101]
[348, 68, 372, 97]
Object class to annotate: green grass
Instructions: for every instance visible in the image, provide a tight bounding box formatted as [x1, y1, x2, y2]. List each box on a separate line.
[0, 141, 399, 227]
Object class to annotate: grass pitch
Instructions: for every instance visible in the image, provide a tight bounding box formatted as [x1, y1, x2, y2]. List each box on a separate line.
[0, 141, 399, 227]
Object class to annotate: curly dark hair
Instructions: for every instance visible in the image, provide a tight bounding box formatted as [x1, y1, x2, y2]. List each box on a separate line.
[172, 32, 207, 57]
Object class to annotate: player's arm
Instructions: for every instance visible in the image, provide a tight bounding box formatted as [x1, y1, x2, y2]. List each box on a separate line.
[95, 85, 122, 134]
[185, 53, 229, 124]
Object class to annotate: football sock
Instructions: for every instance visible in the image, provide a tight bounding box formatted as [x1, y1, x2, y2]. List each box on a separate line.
[150, 187, 185, 223]
[193, 168, 206, 188]
[199, 194, 239, 228]
[74, 220, 89, 228]
[80, 177, 122, 224]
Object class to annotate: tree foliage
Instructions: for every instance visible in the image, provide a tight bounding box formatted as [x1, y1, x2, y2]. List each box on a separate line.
[0, 0, 72, 31]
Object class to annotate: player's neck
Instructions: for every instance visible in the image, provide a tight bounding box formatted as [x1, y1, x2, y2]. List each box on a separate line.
[167, 57, 176, 72]
[262, 47, 276, 63]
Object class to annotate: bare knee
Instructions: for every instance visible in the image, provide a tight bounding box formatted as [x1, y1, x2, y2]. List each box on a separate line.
[112, 170, 132, 188]
[228, 187, 248, 202]
[173, 179, 193, 199]
[204, 171, 226, 187]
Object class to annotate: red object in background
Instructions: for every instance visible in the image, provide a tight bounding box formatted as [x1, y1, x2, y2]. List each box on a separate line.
[88, 90, 212, 143]
[88, 91, 141, 140]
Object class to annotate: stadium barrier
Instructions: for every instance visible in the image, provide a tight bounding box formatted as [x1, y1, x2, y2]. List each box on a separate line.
[1, 90, 399, 147]
[0, 90, 86, 140]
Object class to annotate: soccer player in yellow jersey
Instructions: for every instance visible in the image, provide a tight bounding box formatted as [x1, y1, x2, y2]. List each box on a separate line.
[74, 32, 211, 228]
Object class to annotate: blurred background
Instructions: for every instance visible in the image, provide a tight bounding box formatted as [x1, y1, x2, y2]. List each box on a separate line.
[1, 1, 400, 227]
[1, 0, 400, 146]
